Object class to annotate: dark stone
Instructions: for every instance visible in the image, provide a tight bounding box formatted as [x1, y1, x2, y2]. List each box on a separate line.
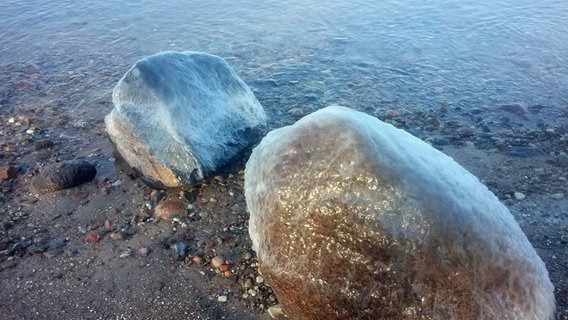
[32, 160, 96, 192]
[170, 242, 187, 260]
[34, 139, 54, 151]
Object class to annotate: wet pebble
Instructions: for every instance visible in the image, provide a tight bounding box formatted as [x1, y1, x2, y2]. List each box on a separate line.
[289, 108, 303, 118]
[242, 252, 253, 261]
[110, 231, 127, 241]
[551, 193, 565, 201]
[170, 242, 187, 260]
[219, 264, 232, 272]
[33, 139, 54, 151]
[155, 199, 186, 220]
[33, 160, 96, 192]
[138, 247, 150, 257]
[119, 248, 132, 258]
[267, 305, 285, 319]
[84, 232, 100, 243]
[211, 255, 225, 268]
[514, 192, 526, 200]
[243, 278, 253, 289]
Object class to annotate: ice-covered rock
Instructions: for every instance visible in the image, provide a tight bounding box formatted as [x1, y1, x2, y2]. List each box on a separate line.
[105, 51, 267, 188]
[245, 106, 555, 320]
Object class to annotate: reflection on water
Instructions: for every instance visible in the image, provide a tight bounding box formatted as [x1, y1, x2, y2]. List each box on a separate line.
[1, 0, 567, 127]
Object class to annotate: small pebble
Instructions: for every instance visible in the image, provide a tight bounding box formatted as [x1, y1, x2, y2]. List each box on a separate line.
[217, 295, 228, 303]
[138, 247, 150, 257]
[119, 248, 132, 258]
[268, 305, 285, 318]
[551, 193, 564, 200]
[268, 294, 277, 302]
[386, 109, 399, 117]
[84, 232, 100, 243]
[170, 242, 187, 260]
[289, 108, 303, 118]
[243, 278, 253, 288]
[211, 255, 225, 268]
[256, 275, 264, 284]
[219, 264, 232, 272]
[34, 139, 54, 151]
[513, 192, 526, 200]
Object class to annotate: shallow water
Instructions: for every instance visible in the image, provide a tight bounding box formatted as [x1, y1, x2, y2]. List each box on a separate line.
[1, 0, 567, 128]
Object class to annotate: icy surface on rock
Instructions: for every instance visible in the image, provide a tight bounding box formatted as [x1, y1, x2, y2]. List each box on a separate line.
[105, 51, 267, 187]
[245, 106, 555, 319]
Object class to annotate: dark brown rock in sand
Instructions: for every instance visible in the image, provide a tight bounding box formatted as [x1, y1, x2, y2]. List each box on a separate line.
[154, 199, 186, 220]
[33, 160, 96, 192]
[0, 165, 17, 181]
[34, 139, 54, 151]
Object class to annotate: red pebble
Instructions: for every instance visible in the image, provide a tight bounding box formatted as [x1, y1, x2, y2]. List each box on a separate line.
[84, 232, 100, 243]
[219, 264, 232, 272]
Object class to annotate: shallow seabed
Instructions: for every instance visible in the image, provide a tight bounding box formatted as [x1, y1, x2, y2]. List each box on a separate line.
[0, 0, 567, 319]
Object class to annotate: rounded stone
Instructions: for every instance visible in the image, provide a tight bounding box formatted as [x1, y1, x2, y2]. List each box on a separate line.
[245, 106, 555, 320]
[211, 255, 225, 269]
[154, 200, 186, 220]
[32, 160, 96, 192]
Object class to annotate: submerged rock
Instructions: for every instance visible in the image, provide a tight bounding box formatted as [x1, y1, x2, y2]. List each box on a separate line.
[105, 51, 267, 188]
[245, 106, 555, 320]
[33, 160, 96, 192]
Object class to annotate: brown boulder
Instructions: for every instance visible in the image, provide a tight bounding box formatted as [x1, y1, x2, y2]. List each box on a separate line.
[244, 106, 555, 320]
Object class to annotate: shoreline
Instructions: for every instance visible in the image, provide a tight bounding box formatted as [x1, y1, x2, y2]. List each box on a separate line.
[0, 61, 567, 319]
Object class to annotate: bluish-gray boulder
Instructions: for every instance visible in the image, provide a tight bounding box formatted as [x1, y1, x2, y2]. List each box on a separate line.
[105, 51, 267, 187]
[245, 106, 554, 320]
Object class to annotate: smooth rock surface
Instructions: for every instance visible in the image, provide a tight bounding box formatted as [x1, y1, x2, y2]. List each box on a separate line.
[245, 106, 555, 320]
[105, 51, 267, 188]
[33, 160, 96, 192]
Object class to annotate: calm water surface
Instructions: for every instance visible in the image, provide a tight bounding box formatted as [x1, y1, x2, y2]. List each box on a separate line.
[1, 0, 567, 127]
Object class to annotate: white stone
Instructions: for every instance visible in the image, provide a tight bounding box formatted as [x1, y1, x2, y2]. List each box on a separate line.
[245, 106, 555, 320]
[514, 192, 526, 200]
[105, 51, 267, 187]
[551, 193, 564, 200]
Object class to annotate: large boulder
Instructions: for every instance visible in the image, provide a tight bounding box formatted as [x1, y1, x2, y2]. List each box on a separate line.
[245, 106, 555, 319]
[105, 51, 267, 188]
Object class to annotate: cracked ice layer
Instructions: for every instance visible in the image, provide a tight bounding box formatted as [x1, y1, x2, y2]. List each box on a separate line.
[245, 105, 555, 320]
